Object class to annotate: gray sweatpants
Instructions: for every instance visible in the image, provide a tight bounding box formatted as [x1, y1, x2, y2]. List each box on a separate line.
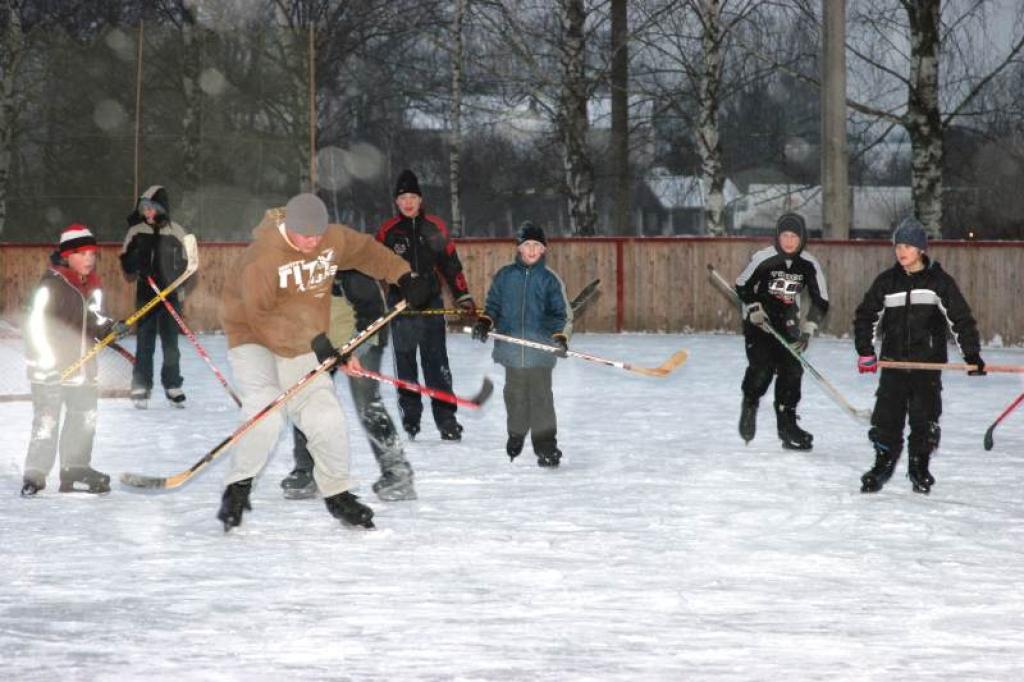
[225, 344, 351, 496]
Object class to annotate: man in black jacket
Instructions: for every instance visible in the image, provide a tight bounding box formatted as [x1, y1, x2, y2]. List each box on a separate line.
[854, 216, 985, 494]
[735, 213, 830, 450]
[376, 169, 475, 441]
[120, 185, 191, 409]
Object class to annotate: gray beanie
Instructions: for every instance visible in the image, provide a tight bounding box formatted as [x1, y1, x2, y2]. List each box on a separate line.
[284, 193, 329, 236]
[893, 216, 928, 251]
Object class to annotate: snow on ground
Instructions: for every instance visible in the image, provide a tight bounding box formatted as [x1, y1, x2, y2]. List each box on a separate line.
[1, 332, 1023, 680]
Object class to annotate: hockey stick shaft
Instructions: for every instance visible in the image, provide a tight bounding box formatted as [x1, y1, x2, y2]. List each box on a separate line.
[108, 341, 136, 365]
[707, 264, 871, 423]
[467, 328, 686, 377]
[343, 365, 493, 409]
[402, 308, 483, 316]
[147, 276, 242, 408]
[878, 361, 1023, 373]
[984, 391, 1024, 451]
[62, 234, 199, 380]
[119, 300, 408, 490]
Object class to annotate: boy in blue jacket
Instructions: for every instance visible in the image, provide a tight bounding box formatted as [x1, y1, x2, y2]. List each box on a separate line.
[472, 222, 571, 467]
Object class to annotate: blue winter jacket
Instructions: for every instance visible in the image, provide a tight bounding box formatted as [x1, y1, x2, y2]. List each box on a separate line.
[483, 255, 572, 369]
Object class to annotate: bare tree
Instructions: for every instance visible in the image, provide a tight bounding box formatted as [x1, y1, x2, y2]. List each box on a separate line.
[449, 0, 467, 236]
[0, 0, 26, 235]
[609, 0, 629, 231]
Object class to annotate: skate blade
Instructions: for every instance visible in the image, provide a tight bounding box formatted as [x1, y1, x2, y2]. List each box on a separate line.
[282, 487, 318, 500]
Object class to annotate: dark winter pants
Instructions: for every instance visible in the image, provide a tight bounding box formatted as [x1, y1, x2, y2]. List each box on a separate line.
[23, 383, 98, 482]
[390, 314, 457, 430]
[294, 344, 410, 475]
[504, 366, 558, 456]
[741, 325, 803, 408]
[133, 304, 183, 393]
[869, 369, 942, 458]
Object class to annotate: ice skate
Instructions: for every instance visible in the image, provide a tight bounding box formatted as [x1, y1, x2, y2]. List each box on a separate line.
[775, 402, 812, 450]
[860, 449, 897, 493]
[506, 434, 525, 461]
[58, 467, 111, 494]
[402, 419, 420, 440]
[439, 419, 463, 442]
[165, 387, 186, 408]
[218, 479, 253, 531]
[739, 397, 758, 444]
[537, 448, 562, 468]
[372, 465, 417, 501]
[908, 454, 935, 494]
[280, 468, 317, 500]
[324, 490, 375, 529]
[21, 473, 45, 497]
[131, 387, 149, 410]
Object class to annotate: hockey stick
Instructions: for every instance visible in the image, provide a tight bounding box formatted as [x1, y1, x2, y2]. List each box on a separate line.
[119, 300, 408, 490]
[344, 365, 493, 409]
[147, 275, 242, 408]
[466, 327, 687, 377]
[707, 264, 872, 423]
[62, 234, 199, 380]
[984, 391, 1024, 451]
[108, 341, 137, 365]
[877, 360, 1023, 373]
[402, 307, 484, 316]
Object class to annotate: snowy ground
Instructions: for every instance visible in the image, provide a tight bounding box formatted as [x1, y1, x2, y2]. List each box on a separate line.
[1, 332, 1023, 681]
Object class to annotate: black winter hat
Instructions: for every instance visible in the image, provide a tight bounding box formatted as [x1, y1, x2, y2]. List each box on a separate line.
[775, 212, 807, 254]
[516, 221, 546, 246]
[394, 169, 422, 197]
[893, 215, 928, 251]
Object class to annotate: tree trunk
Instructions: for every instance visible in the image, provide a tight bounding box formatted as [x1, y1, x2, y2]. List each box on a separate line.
[905, 0, 943, 237]
[449, 0, 466, 236]
[697, 0, 726, 235]
[610, 0, 629, 234]
[180, 6, 202, 226]
[0, 1, 25, 236]
[559, 0, 596, 235]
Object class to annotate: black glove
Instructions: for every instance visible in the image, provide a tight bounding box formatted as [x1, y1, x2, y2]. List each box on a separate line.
[457, 296, 477, 314]
[471, 316, 492, 343]
[790, 333, 810, 354]
[552, 333, 569, 358]
[965, 353, 987, 376]
[109, 320, 131, 339]
[311, 333, 350, 367]
[398, 272, 432, 310]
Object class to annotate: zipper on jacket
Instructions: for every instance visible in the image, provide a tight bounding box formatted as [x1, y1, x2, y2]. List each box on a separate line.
[901, 273, 912, 358]
[519, 265, 532, 367]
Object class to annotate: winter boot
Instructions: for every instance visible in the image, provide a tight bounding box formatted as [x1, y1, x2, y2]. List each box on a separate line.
[439, 419, 463, 442]
[280, 468, 317, 500]
[506, 434, 526, 461]
[537, 448, 562, 468]
[20, 472, 45, 497]
[908, 454, 935, 495]
[324, 490, 375, 529]
[218, 478, 253, 531]
[372, 464, 417, 502]
[131, 387, 149, 410]
[165, 387, 186, 408]
[58, 467, 110, 494]
[860, 448, 897, 493]
[775, 402, 813, 450]
[739, 397, 759, 443]
[402, 418, 420, 440]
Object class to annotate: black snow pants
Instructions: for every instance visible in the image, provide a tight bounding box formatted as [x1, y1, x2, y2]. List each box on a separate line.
[740, 323, 803, 409]
[390, 309, 457, 430]
[868, 369, 942, 459]
[132, 303, 183, 393]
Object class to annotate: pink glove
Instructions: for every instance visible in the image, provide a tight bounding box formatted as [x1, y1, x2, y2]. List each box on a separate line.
[857, 355, 878, 374]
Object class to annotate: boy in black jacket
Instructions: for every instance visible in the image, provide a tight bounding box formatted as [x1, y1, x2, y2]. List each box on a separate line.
[735, 213, 829, 450]
[853, 216, 985, 494]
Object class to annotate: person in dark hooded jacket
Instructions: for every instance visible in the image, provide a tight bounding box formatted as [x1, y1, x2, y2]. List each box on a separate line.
[734, 212, 830, 450]
[853, 216, 985, 495]
[21, 225, 126, 496]
[119, 185, 191, 409]
[471, 222, 571, 467]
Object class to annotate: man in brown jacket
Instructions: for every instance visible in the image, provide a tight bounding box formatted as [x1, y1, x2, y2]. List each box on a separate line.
[217, 193, 431, 531]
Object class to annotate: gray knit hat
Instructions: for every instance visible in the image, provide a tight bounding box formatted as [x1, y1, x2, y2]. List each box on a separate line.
[893, 216, 928, 251]
[284, 193, 329, 236]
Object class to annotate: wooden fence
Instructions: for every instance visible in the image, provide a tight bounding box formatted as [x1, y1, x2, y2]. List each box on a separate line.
[2, 237, 1021, 344]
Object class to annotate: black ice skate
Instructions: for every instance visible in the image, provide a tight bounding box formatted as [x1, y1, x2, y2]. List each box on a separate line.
[280, 468, 317, 500]
[775, 402, 813, 450]
[506, 434, 525, 461]
[165, 387, 186, 408]
[439, 420, 463, 442]
[372, 465, 417, 501]
[58, 467, 111, 494]
[537, 448, 562, 468]
[218, 479, 253, 531]
[739, 397, 758, 444]
[860, 448, 897, 493]
[908, 454, 935, 494]
[324, 490, 375, 529]
[402, 419, 420, 440]
[21, 473, 45, 497]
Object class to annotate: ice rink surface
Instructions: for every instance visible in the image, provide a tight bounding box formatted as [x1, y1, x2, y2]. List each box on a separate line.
[2, 332, 1023, 680]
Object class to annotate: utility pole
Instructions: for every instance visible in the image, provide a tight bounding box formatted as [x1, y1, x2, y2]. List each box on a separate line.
[821, 0, 850, 239]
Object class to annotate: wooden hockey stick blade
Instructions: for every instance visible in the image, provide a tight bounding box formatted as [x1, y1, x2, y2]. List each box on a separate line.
[627, 350, 689, 377]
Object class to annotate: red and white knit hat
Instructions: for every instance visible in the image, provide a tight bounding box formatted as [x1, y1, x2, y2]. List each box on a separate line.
[59, 224, 98, 256]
